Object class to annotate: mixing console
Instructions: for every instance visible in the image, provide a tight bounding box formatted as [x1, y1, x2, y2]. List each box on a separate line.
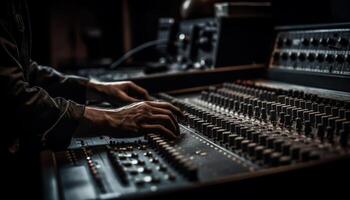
[41, 22, 350, 200]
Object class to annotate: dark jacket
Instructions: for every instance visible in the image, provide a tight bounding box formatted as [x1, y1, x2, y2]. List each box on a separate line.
[0, 0, 89, 159]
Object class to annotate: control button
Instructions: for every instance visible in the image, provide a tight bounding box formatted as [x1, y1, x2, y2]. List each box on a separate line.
[285, 114, 292, 127]
[258, 134, 268, 146]
[317, 124, 325, 141]
[301, 38, 309, 46]
[241, 140, 250, 152]
[277, 37, 284, 47]
[234, 137, 244, 149]
[254, 145, 265, 160]
[301, 149, 311, 162]
[321, 38, 328, 46]
[307, 53, 316, 62]
[338, 37, 349, 46]
[281, 52, 289, 60]
[273, 139, 284, 152]
[290, 145, 301, 160]
[290, 52, 298, 61]
[261, 108, 267, 121]
[270, 152, 282, 166]
[316, 53, 325, 62]
[284, 38, 292, 46]
[296, 118, 302, 132]
[325, 54, 335, 63]
[326, 38, 336, 46]
[310, 37, 319, 46]
[298, 53, 306, 61]
[273, 52, 280, 61]
[267, 137, 275, 149]
[221, 131, 231, 143]
[270, 110, 277, 123]
[280, 112, 285, 125]
[263, 149, 274, 164]
[228, 134, 239, 146]
[340, 122, 350, 147]
[279, 156, 292, 165]
[248, 104, 254, 117]
[304, 121, 312, 136]
[336, 54, 345, 63]
[248, 143, 257, 156]
[282, 142, 292, 156]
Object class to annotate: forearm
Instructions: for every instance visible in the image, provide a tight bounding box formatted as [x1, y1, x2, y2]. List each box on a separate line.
[74, 106, 109, 137]
[28, 62, 89, 104]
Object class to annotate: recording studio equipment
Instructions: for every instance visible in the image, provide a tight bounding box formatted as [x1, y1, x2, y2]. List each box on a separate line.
[174, 15, 273, 69]
[269, 23, 350, 92]
[77, 11, 272, 81]
[214, 2, 271, 18]
[156, 18, 178, 62]
[42, 23, 350, 200]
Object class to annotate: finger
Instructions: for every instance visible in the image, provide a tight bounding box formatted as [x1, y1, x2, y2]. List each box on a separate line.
[146, 101, 183, 117]
[147, 106, 179, 132]
[146, 114, 179, 135]
[127, 82, 151, 100]
[140, 124, 177, 139]
[117, 91, 139, 103]
[149, 106, 178, 122]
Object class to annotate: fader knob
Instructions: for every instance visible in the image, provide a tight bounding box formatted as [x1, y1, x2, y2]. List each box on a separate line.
[345, 111, 350, 120]
[301, 149, 311, 162]
[284, 38, 292, 46]
[290, 145, 301, 160]
[252, 145, 264, 160]
[298, 53, 306, 61]
[263, 149, 274, 165]
[310, 37, 319, 46]
[338, 37, 349, 46]
[282, 142, 292, 156]
[279, 156, 292, 165]
[273, 52, 280, 61]
[281, 52, 289, 60]
[279, 112, 285, 125]
[339, 122, 350, 147]
[301, 38, 310, 46]
[248, 104, 254, 117]
[261, 108, 267, 121]
[227, 134, 238, 146]
[270, 152, 282, 166]
[221, 131, 231, 143]
[290, 52, 298, 61]
[241, 140, 250, 152]
[326, 38, 336, 46]
[296, 118, 302, 132]
[336, 54, 345, 63]
[270, 110, 277, 123]
[307, 53, 316, 62]
[316, 54, 325, 62]
[234, 137, 244, 149]
[285, 115, 292, 127]
[317, 124, 325, 141]
[325, 54, 335, 63]
[304, 121, 312, 136]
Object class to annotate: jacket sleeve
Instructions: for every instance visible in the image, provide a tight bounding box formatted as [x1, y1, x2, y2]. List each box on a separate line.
[27, 61, 89, 104]
[0, 35, 85, 151]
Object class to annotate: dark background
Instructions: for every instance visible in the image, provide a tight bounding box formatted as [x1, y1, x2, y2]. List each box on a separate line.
[28, 0, 350, 69]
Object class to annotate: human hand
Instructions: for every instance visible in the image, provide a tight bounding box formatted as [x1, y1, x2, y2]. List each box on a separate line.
[78, 101, 184, 139]
[87, 80, 151, 104]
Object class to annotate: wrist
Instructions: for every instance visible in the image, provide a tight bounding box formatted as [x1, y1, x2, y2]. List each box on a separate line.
[74, 106, 109, 137]
[86, 80, 104, 101]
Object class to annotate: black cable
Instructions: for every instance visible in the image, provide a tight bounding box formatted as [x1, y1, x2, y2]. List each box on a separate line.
[110, 39, 168, 69]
